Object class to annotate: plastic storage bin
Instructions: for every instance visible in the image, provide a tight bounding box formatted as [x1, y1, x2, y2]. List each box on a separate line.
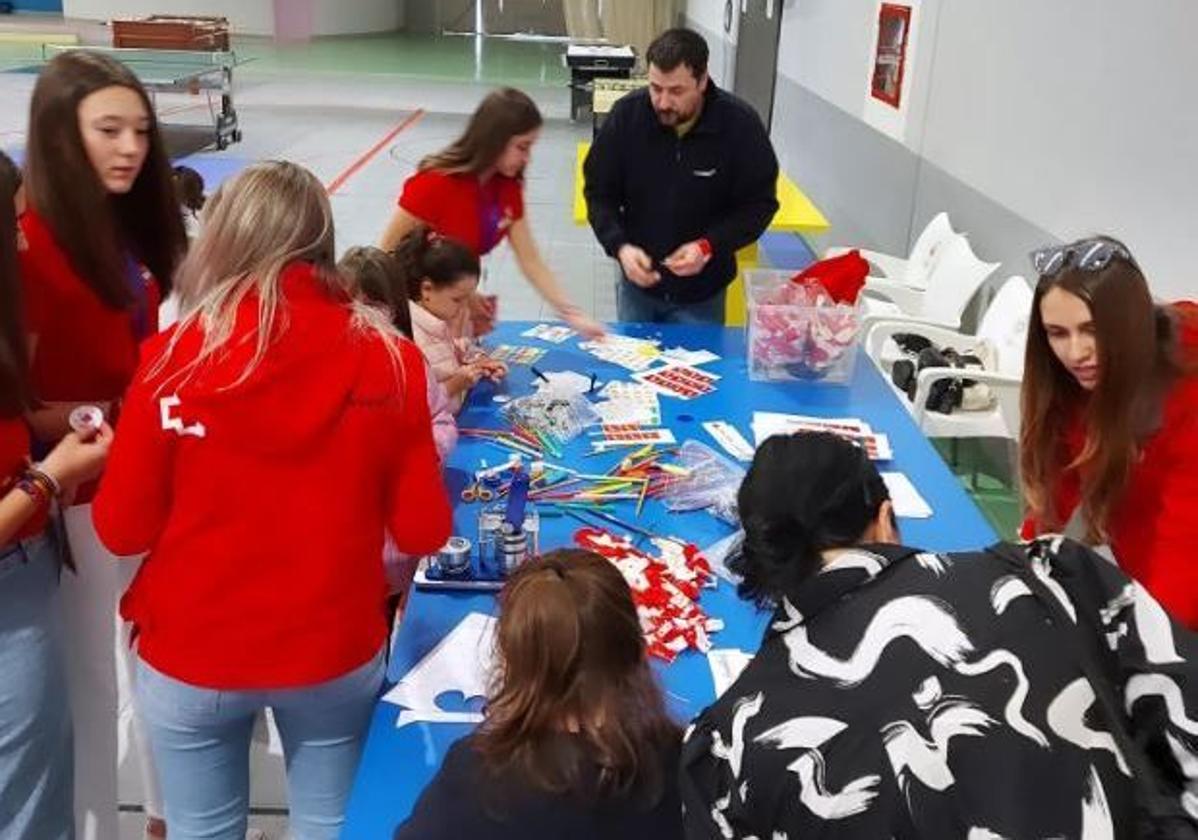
[744, 268, 861, 383]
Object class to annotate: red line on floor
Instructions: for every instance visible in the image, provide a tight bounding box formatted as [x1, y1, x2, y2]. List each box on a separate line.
[325, 108, 425, 196]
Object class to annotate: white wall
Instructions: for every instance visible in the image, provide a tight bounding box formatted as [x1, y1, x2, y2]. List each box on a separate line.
[774, 0, 1198, 299]
[685, 0, 738, 88]
[919, 0, 1198, 300]
[312, 0, 403, 35]
[776, 0, 939, 150]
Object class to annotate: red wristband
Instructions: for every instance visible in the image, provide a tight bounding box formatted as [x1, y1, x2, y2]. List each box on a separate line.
[697, 238, 713, 258]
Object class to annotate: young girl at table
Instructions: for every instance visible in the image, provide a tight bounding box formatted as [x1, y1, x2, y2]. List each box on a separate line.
[91, 161, 452, 839]
[19, 50, 187, 840]
[0, 149, 115, 840]
[1020, 236, 1198, 626]
[339, 245, 458, 608]
[339, 245, 457, 460]
[394, 549, 684, 840]
[396, 228, 507, 413]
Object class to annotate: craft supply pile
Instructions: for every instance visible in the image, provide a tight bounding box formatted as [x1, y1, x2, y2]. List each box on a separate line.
[414, 306, 932, 662]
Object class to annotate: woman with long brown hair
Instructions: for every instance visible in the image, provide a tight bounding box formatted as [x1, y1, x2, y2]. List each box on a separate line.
[394, 550, 684, 840]
[1021, 236, 1198, 625]
[19, 49, 187, 839]
[379, 87, 603, 339]
[0, 151, 113, 840]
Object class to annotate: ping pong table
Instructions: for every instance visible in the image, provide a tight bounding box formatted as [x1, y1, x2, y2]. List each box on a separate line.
[42, 44, 243, 151]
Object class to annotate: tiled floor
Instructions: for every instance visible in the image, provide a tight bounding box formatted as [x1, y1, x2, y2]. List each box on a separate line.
[0, 23, 1023, 840]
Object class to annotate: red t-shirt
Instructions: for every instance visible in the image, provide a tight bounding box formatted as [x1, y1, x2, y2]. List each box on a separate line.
[92, 262, 453, 689]
[0, 416, 46, 541]
[398, 168, 524, 256]
[18, 208, 160, 402]
[1023, 302, 1198, 626]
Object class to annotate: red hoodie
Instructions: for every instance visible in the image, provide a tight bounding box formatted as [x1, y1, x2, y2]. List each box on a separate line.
[1023, 301, 1198, 626]
[93, 262, 452, 688]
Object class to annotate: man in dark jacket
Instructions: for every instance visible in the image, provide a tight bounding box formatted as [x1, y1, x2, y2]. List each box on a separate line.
[584, 28, 779, 324]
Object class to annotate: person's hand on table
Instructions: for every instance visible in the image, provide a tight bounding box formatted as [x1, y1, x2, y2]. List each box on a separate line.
[475, 357, 508, 381]
[662, 239, 711, 277]
[448, 363, 487, 394]
[468, 292, 498, 336]
[558, 304, 606, 340]
[618, 244, 661, 288]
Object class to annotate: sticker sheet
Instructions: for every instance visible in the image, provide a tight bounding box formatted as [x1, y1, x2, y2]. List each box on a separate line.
[594, 382, 662, 426]
[594, 425, 677, 447]
[487, 344, 546, 366]
[634, 363, 721, 400]
[521, 324, 577, 344]
[580, 336, 662, 372]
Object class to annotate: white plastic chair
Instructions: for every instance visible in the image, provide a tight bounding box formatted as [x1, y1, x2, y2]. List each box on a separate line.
[863, 275, 1033, 443]
[826, 211, 957, 289]
[859, 233, 1000, 330]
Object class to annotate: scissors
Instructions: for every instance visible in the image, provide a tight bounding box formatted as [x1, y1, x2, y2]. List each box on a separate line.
[461, 476, 496, 504]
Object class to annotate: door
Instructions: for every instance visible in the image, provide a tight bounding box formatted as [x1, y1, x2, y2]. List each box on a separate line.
[732, 0, 784, 129]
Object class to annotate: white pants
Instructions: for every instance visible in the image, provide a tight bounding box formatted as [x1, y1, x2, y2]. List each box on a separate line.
[61, 505, 163, 839]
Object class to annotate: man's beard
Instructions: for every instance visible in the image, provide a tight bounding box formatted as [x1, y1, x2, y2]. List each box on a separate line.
[655, 106, 694, 126]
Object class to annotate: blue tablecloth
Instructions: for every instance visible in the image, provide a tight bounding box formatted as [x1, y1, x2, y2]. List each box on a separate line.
[342, 321, 998, 839]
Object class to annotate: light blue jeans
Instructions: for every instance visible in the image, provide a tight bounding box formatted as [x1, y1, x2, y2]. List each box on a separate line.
[0, 531, 73, 840]
[136, 649, 385, 840]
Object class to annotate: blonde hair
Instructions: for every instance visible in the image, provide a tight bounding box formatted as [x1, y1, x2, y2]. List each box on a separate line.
[155, 160, 401, 389]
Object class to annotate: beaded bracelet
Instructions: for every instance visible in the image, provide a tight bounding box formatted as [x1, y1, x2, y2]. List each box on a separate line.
[15, 473, 52, 509]
[26, 464, 62, 499]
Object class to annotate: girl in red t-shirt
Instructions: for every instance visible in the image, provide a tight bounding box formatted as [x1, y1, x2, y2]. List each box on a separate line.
[0, 151, 113, 840]
[19, 51, 186, 840]
[379, 87, 604, 339]
[1021, 236, 1198, 626]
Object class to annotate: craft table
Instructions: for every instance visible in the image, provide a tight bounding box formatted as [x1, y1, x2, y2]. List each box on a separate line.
[342, 320, 995, 838]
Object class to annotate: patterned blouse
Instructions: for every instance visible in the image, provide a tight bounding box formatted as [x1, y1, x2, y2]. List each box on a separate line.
[680, 538, 1198, 839]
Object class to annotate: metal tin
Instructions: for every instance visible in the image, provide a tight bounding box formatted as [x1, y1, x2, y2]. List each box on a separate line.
[431, 536, 472, 578]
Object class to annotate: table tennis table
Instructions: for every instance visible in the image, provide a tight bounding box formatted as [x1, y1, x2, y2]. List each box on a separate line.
[42, 44, 243, 150]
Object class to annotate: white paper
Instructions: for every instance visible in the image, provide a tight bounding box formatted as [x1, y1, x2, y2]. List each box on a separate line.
[581, 336, 662, 372]
[703, 420, 756, 462]
[534, 370, 595, 396]
[881, 471, 933, 519]
[663, 347, 720, 367]
[708, 648, 754, 697]
[383, 612, 496, 728]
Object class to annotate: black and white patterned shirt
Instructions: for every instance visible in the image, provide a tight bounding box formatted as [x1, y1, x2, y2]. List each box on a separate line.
[680, 538, 1198, 839]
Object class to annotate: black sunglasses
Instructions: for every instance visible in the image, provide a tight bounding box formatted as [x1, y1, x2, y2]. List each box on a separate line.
[1029, 238, 1134, 277]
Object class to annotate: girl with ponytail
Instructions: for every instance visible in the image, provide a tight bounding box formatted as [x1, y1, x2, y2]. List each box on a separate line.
[396, 227, 507, 413]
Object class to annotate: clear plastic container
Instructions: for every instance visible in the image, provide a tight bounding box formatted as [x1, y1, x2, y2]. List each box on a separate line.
[744, 268, 861, 384]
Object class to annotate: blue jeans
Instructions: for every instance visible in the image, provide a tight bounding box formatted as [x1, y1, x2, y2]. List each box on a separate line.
[0, 532, 73, 840]
[615, 272, 727, 325]
[136, 650, 385, 840]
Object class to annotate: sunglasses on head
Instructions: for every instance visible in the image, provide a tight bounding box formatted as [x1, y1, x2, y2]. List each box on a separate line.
[1029, 238, 1134, 278]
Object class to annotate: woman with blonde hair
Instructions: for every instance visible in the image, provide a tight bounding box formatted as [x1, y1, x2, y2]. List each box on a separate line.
[379, 87, 603, 338]
[92, 160, 452, 840]
[394, 549, 684, 840]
